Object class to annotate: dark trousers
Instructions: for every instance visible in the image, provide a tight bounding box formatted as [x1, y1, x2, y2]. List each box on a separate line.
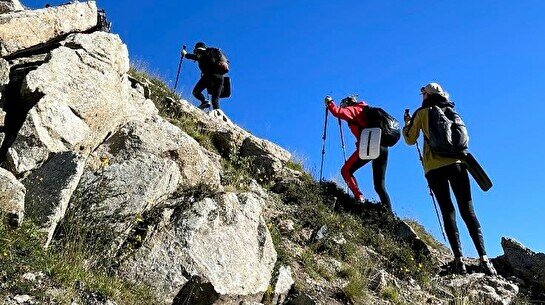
[426, 163, 486, 258]
[192, 73, 224, 110]
[341, 146, 392, 210]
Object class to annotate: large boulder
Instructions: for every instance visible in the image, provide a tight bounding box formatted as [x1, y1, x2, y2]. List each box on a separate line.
[66, 115, 221, 254]
[0, 2, 97, 57]
[0, 0, 24, 14]
[240, 135, 291, 181]
[0, 167, 25, 228]
[22, 152, 86, 246]
[119, 192, 277, 304]
[497, 237, 545, 291]
[9, 32, 154, 175]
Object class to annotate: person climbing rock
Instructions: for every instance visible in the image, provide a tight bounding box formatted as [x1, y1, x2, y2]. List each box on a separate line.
[403, 82, 497, 276]
[324, 95, 392, 212]
[182, 42, 229, 111]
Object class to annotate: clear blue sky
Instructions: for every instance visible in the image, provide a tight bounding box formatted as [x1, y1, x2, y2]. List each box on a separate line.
[24, 1, 545, 257]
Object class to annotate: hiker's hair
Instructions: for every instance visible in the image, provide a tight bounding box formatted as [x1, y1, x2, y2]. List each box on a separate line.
[422, 93, 453, 108]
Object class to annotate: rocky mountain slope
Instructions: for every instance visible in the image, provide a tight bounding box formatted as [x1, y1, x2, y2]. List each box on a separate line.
[1, 1, 544, 304]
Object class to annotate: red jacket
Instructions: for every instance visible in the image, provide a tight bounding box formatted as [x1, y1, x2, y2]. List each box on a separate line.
[327, 101, 368, 142]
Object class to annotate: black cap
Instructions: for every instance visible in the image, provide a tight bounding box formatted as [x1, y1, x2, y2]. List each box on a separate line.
[194, 42, 206, 49]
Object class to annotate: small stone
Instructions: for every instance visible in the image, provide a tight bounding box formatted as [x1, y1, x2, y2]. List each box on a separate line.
[332, 235, 346, 245]
[13, 295, 34, 304]
[315, 225, 328, 241]
[21, 272, 36, 282]
[272, 266, 294, 304]
[279, 219, 295, 233]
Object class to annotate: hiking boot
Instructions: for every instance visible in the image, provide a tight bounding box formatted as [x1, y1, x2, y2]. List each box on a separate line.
[481, 260, 497, 276]
[441, 260, 467, 275]
[198, 101, 211, 110]
[454, 260, 468, 275]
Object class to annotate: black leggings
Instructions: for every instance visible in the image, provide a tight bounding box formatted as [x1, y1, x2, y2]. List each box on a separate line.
[192, 73, 224, 109]
[426, 163, 486, 258]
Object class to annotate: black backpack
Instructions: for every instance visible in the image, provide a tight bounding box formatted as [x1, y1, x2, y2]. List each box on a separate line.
[364, 106, 401, 147]
[426, 105, 468, 157]
[205, 48, 229, 74]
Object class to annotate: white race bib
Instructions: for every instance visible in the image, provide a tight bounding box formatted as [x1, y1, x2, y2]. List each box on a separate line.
[359, 128, 382, 160]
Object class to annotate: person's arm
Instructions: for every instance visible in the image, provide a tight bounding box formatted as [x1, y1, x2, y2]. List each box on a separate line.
[403, 108, 425, 145]
[185, 53, 199, 61]
[326, 102, 360, 121]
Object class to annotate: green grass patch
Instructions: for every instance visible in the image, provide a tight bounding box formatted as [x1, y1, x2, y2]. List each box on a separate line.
[0, 214, 158, 304]
[381, 286, 400, 303]
[274, 179, 438, 290]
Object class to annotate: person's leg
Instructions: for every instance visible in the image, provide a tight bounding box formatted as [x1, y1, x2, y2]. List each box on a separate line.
[449, 164, 487, 258]
[209, 74, 224, 110]
[427, 166, 463, 259]
[341, 150, 369, 200]
[372, 146, 392, 212]
[192, 75, 210, 107]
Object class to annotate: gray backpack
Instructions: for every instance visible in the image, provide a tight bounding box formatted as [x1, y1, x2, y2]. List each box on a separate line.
[427, 106, 468, 157]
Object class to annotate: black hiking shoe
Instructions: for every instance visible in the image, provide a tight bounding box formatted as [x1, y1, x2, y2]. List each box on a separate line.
[440, 260, 467, 276]
[481, 260, 497, 276]
[198, 102, 211, 110]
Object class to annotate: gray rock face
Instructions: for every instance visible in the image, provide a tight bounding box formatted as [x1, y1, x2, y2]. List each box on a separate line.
[500, 237, 545, 290]
[10, 32, 153, 175]
[119, 192, 277, 304]
[272, 266, 295, 305]
[0, 0, 24, 14]
[0, 167, 25, 228]
[68, 118, 183, 254]
[0, 57, 8, 85]
[439, 273, 519, 305]
[22, 152, 86, 247]
[0, 2, 97, 57]
[240, 135, 291, 181]
[0, 58, 8, 108]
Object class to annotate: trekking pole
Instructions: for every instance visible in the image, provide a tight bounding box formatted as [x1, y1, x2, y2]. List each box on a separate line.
[338, 118, 347, 162]
[319, 107, 329, 182]
[416, 141, 447, 242]
[174, 45, 186, 91]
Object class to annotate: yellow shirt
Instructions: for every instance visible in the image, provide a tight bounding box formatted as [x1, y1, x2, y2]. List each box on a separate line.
[403, 107, 463, 173]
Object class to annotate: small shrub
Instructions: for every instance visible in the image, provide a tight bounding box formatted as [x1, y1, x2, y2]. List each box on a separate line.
[221, 155, 254, 192]
[381, 286, 400, 303]
[342, 271, 367, 304]
[286, 159, 304, 172]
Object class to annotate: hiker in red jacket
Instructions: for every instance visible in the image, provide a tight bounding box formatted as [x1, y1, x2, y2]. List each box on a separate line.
[325, 95, 392, 212]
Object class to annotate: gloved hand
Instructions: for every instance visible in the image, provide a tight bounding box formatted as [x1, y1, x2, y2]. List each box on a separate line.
[324, 96, 333, 105]
[181, 48, 187, 56]
[404, 109, 412, 125]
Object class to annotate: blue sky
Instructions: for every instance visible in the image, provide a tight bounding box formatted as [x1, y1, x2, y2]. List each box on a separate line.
[24, 1, 545, 257]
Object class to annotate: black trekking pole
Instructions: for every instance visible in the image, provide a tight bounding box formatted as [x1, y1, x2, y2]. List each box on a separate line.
[319, 107, 329, 182]
[416, 141, 447, 242]
[338, 118, 347, 162]
[174, 45, 186, 91]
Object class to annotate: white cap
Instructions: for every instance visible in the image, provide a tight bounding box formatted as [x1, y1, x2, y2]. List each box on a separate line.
[421, 82, 449, 99]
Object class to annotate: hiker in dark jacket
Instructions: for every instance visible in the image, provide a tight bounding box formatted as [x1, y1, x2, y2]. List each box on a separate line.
[403, 82, 497, 276]
[182, 42, 225, 110]
[324, 95, 392, 212]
